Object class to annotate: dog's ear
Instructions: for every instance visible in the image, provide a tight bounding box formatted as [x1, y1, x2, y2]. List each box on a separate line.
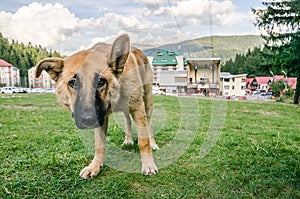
[35, 58, 64, 81]
[108, 34, 130, 76]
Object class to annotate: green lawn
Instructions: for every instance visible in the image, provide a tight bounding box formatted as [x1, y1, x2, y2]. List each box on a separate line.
[0, 94, 299, 198]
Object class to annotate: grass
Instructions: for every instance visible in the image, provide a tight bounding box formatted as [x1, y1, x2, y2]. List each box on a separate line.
[0, 94, 299, 198]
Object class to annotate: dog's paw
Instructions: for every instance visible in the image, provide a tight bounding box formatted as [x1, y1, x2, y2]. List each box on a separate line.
[79, 159, 102, 179]
[79, 166, 100, 179]
[151, 144, 159, 151]
[122, 140, 134, 146]
[141, 153, 158, 175]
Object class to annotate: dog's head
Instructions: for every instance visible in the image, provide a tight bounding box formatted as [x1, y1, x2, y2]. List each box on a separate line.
[35, 34, 131, 129]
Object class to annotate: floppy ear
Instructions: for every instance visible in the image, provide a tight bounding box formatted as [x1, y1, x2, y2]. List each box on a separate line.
[108, 34, 130, 76]
[35, 58, 64, 81]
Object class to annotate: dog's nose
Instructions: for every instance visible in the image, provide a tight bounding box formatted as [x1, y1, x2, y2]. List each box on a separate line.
[80, 111, 97, 127]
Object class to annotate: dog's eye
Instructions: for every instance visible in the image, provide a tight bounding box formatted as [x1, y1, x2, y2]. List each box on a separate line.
[97, 77, 106, 88]
[68, 78, 79, 89]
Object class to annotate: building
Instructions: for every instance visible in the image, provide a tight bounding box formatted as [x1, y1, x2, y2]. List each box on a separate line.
[28, 67, 55, 89]
[186, 58, 221, 96]
[159, 70, 187, 93]
[220, 72, 247, 96]
[286, 77, 297, 90]
[0, 59, 20, 87]
[147, 50, 188, 84]
[247, 75, 297, 91]
[248, 76, 272, 91]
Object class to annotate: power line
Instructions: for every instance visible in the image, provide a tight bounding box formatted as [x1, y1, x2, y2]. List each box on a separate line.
[209, 0, 215, 58]
[166, 0, 192, 56]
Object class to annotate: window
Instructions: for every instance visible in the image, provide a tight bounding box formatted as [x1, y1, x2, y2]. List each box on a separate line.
[157, 52, 163, 56]
[224, 85, 229, 90]
[168, 51, 175, 56]
[241, 78, 245, 83]
[224, 79, 230, 82]
[174, 77, 186, 82]
[232, 86, 235, 90]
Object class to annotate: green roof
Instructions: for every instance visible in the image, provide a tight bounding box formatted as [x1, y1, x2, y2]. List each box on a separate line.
[150, 50, 187, 66]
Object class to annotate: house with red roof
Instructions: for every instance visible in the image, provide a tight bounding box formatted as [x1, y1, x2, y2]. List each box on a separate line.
[248, 75, 297, 91]
[287, 78, 297, 89]
[0, 59, 20, 87]
[250, 76, 271, 91]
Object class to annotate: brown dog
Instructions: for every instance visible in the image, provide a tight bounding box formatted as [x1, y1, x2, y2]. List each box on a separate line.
[35, 34, 158, 179]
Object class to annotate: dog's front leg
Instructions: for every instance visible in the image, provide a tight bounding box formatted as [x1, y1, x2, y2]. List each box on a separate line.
[132, 108, 158, 175]
[79, 117, 108, 179]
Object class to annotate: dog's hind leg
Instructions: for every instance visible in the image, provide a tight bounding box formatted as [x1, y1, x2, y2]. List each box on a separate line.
[79, 116, 108, 179]
[122, 112, 134, 146]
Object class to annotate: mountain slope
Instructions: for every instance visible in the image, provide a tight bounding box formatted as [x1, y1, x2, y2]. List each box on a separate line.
[143, 35, 264, 62]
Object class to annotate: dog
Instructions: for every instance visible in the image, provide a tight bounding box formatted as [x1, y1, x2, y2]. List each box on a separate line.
[35, 34, 158, 179]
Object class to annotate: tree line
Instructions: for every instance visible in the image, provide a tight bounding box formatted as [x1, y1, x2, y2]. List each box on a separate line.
[221, 46, 297, 78]
[224, 0, 300, 104]
[0, 33, 63, 85]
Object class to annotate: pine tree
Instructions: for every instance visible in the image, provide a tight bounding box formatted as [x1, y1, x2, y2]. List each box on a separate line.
[253, 0, 300, 104]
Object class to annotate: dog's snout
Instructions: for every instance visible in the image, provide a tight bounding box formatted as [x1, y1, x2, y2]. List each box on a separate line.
[80, 111, 98, 127]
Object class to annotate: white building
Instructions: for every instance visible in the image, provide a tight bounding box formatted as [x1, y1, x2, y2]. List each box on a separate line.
[220, 72, 247, 96]
[159, 70, 187, 93]
[28, 67, 55, 89]
[0, 59, 20, 87]
[187, 58, 221, 96]
[147, 50, 188, 84]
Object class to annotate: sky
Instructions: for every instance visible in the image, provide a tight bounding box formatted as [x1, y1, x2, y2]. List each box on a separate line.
[0, 0, 264, 55]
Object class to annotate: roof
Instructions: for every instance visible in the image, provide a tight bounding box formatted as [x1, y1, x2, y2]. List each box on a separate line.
[275, 76, 297, 90]
[151, 50, 179, 66]
[149, 49, 183, 57]
[251, 76, 297, 89]
[246, 78, 254, 85]
[220, 72, 247, 79]
[186, 57, 221, 61]
[0, 59, 13, 67]
[273, 75, 284, 81]
[287, 77, 297, 89]
[254, 76, 271, 85]
[150, 50, 189, 66]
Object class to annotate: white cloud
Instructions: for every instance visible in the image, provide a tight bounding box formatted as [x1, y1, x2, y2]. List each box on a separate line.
[132, 0, 165, 10]
[142, 0, 244, 27]
[0, 2, 154, 53]
[0, 2, 92, 47]
[0, 1, 255, 55]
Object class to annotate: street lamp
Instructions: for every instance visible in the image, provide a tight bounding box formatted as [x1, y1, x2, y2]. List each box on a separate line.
[282, 70, 287, 78]
[282, 70, 287, 91]
[194, 65, 198, 84]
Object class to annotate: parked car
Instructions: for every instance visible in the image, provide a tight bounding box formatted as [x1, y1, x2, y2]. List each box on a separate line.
[23, 88, 33, 93]
[152, 87, 165, 95]
[44, 88, 56, 93]
[1, 87, 23, 94]
[17, 87, 27, 93]
[32, 88, 45, 93]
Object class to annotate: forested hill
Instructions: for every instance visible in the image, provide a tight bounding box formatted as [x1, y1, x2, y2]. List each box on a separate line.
[1, 33, 263, 78]
[144, 35, 264, 62]
[0, 33, 63, 78]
